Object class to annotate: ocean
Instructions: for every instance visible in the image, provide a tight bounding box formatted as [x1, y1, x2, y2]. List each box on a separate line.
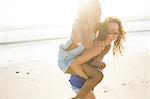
[0, 20, 150, 44]
[0, 20, 149, 99]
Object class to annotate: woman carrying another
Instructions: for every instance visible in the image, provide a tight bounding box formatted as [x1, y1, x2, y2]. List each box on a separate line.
[69, 17, 126, 99]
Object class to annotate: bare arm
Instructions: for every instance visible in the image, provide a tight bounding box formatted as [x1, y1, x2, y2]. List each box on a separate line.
[90, 45, 111, 69]
[69, 19, 98, 79]
[78, 30, 95, 49]
[71, 41, 103, 65]
[100, 45, 111, 57]
[70, 45, 111, 75]
[93, 45, 111, 61]
[69, 19, 95, 79]
[69, 43, 102, 79]
[75, 18, 96, 48]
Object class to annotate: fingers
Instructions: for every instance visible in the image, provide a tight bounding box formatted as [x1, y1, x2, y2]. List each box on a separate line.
[98, 62, 106, 70]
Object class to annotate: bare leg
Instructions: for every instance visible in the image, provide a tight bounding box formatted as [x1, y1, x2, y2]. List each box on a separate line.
[83, 91, 96, 99]
[66, 66, 76, 75]
[74, 64, 103, 98]
[72, 91, 96, 99]
[69, 63, 88, 79]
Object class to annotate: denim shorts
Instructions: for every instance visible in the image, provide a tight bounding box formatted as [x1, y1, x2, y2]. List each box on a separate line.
[69, 75, 85, 93]
[58, 41, 85, 73]
[58, 46, 75, 73]
[70, 82, 94, 93]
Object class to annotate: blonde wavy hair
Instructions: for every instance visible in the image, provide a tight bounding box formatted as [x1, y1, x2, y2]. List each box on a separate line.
[98, 17, 126, 56]
[77, 0, 101, 31]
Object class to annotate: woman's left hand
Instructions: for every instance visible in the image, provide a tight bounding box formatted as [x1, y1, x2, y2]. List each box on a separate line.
[90, 57, 106, 70]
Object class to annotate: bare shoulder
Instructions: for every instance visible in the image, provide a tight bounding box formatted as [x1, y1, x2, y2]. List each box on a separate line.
[93, 41, 103, 48]
[90, 41, 103, 52]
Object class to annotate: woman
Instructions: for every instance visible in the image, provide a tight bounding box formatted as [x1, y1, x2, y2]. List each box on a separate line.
[69, 17, 126, 99]
[58, 0, 101, 78]
[58, 0, 107, 98]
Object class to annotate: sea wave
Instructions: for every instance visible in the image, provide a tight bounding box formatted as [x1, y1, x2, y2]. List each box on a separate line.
[0, 20, 150, 45]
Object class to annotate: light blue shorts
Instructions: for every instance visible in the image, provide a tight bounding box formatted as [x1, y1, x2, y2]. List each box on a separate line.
[58, 45, 76, 73]
[58, 39, 85, 73]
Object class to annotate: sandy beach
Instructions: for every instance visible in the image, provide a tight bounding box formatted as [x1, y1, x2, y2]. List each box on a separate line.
[0, 32, 150, 99]
[0, 0, 150, 98]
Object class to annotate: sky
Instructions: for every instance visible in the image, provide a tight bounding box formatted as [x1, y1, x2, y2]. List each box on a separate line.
[0, 0, 149, 26]
[101, 0, 149, 18]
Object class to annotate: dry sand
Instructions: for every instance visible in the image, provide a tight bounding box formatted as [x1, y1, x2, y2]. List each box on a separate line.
[0, 33, 149, 99]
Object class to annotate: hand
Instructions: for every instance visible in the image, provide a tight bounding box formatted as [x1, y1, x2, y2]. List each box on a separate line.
[91, 59, 106, 70]
[91, 55, 103, 64]
[97, 61, 106, 70]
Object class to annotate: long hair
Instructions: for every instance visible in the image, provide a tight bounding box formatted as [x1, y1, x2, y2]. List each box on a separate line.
[77, 0, 101, 20]
[97, 17, 126, 55]
[77, 0, 101, 32]
[96, 21, 109, 41]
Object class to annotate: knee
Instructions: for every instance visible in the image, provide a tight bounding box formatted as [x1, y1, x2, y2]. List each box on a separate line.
[101, 62, 106, 69]
[94, 71, 103, 84]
